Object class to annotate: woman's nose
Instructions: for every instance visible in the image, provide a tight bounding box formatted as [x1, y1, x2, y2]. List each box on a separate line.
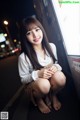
[32, 31, 37, 38]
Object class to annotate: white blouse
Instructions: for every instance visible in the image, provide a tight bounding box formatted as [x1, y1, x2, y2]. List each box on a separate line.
[18, 43, 62, 84]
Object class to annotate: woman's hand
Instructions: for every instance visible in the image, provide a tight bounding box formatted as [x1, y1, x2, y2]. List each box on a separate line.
[48, 65, 58, 75]
[38, 68, 53, 79]
[38, 65, 58, 79]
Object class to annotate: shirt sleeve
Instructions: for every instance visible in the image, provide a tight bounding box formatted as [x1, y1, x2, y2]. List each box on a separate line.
[50, 43, 62, 71]
[31, 70, 39, 80]
[53, 64, 62, 71]
[18, 54, 39, 84]
[18, 55, 32, 84]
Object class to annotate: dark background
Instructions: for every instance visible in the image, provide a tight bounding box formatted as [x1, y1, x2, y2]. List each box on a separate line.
[0, 0, 35, 110]
[0, 0, 35, 41]
[0, 0, 35, 21]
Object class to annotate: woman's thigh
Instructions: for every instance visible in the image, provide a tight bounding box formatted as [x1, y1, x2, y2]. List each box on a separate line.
[50, 71, 66, 89]
[25, 78, 51, 97]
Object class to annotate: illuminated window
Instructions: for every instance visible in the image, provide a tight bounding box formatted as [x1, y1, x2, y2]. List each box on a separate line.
[52, 0, 80, 55]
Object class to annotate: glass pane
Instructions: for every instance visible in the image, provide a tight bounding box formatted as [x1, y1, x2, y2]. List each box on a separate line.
[52, 0, 80, 55]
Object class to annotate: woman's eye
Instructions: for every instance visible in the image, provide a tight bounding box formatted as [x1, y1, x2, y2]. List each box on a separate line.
[36, 28, 40, 31]
[26, 31, 31, 35]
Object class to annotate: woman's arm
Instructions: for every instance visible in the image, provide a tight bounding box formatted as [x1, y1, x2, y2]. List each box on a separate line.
[18, 55, 33, 84]
[18, 54, 39, 84]
[49, 43, 62, 71]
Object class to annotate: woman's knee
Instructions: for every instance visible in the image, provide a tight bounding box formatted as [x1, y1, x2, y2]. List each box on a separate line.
[36, 78, 51, 94]
[51, 71, 66, 87]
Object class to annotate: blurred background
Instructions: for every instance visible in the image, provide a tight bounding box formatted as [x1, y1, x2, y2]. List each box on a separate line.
[0, 0, 35, 110]
[0, 0, 35, 59]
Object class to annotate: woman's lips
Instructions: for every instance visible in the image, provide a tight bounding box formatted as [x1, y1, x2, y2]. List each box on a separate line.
[34, 37, 41, 42]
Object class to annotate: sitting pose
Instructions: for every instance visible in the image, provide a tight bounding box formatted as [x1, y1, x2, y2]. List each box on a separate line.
[18, 16, 66, 113]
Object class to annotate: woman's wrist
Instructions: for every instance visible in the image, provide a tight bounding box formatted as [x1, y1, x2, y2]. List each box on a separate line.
[38, 70, 41, 78]
[53, 64, 62, 71]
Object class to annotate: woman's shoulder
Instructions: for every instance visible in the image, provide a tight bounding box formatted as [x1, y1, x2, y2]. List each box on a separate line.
[19, 52, 31, 65]
[49, 42, 56, 49]
[19, 52, 25, 60]
[19, 52, 28, 62]
[49, 42, 57, 59]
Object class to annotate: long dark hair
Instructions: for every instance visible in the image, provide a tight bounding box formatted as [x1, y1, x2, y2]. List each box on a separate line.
[21, 16, 56, 70]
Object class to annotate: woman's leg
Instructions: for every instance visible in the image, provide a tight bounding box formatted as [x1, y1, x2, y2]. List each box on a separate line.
[25, 78, 51, 113]
[50, 71, 66, 110]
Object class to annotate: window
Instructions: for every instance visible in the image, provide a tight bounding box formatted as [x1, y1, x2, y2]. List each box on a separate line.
[52, 0, 80, 55]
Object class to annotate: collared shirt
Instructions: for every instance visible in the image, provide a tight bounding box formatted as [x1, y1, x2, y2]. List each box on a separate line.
[18, 43, 62, 84]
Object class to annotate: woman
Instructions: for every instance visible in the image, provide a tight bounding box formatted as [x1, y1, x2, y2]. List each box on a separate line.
[18, 16, 66, 113]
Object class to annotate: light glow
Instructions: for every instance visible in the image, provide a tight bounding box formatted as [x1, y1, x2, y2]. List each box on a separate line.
[52, 0, 80, 55]
[3, 20, 8, 25]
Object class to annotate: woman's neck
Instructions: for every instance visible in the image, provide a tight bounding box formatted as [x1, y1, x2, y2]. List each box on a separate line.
[34, 44, 46, 59]
[33, 44, 43, 52]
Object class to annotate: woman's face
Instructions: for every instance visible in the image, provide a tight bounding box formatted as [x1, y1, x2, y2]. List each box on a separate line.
[26, 25, 43, 46]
